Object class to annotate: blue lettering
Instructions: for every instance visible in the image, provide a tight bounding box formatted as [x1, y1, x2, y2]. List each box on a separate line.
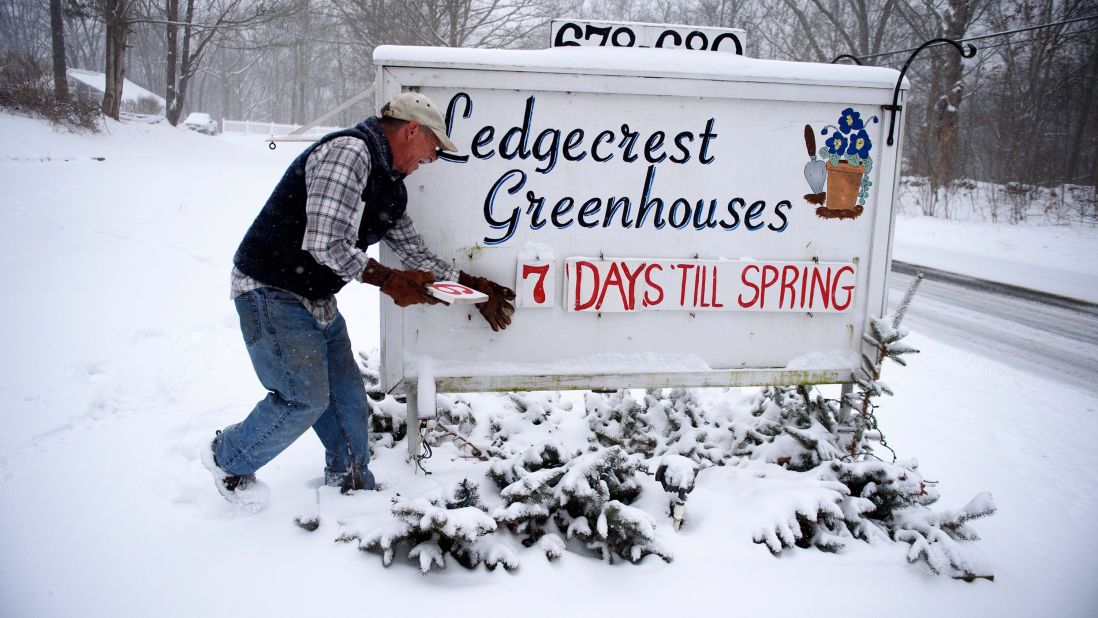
[482, 169, 526, 245]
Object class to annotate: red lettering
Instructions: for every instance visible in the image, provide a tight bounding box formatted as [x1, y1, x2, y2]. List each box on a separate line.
[675, 264, 695, 306]
[574, 261, 599, 310]
[432, 283, 474, 295]
[831, 265, 856, 311]
[698, 265, 709, 308]
[595, 262, 627, 310]
[809, 267, 832, 310]
[620, 262, 646, 311]
[643, 264, 664, 307]
[799, 265, 808, 308]
[759, 265, 779, 308]
[693, 265, 702, 307]
[521, 263, 551, 304]
[710, 266, 723, 308]
[779, 265, 799, 309]
[738, 264, 760, 308]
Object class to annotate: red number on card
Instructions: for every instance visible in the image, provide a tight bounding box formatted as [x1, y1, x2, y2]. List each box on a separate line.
[521, 263, 551, 304]
[433, 283, 474, 295]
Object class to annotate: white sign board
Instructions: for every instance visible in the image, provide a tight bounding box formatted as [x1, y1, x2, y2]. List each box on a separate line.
[373, 46, 906, 394]
[551, 19, 746, 55]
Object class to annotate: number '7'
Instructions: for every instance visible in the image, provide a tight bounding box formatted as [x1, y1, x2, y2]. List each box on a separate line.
[521, 264, 551, 304]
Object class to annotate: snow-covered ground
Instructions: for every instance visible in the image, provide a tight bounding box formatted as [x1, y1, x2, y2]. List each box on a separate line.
[894, 216, 1098, 304]
[893, 178, 1098, 304]
[1, 114, 1096, 617]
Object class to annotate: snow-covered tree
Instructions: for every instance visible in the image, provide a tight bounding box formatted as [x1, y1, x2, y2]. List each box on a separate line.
[552, 446, 670, 564]
[341, 479, 515, 574]
[734, 386, 844, 471]
[491, 443, 671, 564]
[357, 351, 407, 450]
[748, 275, 996, 580]
[586, 390, 658, 457]
[648, 388, 727, 466]
[488, 391, 572, 452]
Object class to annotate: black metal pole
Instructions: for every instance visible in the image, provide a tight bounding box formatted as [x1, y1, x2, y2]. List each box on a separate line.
[885, 39, 976, 146]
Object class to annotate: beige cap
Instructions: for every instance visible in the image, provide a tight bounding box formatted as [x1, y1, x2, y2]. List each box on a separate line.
[380, 92, 458, 152]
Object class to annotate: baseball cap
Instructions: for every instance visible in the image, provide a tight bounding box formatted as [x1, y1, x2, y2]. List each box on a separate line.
[380, 92, 459, 152]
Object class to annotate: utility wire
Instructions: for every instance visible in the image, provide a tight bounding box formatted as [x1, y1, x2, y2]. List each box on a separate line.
[849, 13, 1098, 63]
[963, 25, 1098, 55]
[885, 24, 1098, 66]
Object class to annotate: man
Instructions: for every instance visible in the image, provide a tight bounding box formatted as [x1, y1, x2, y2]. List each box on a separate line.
[202, 92, 515, 512]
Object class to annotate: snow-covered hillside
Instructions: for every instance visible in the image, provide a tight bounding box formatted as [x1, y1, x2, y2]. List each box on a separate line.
[1, 113, 1095, 617]
[893, 178, 1098, 303]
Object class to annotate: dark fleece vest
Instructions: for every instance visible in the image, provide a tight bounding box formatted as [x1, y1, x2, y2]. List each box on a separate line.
[233, 117, 407, 300]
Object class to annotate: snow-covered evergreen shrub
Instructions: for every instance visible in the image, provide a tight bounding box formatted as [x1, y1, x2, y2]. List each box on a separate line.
[358, 351, 406, 448]
[843, 279, 923, 458]
[435, 394, 476, 436]
[491, 443, 671, 564]
[339, 479, 513, 574]
[893, 492, 996, 580]
[734, 386, 843, 471]
[488, 392, 571, 452]
[553, 446, 670, 563]
[749, 459, 995, 580]
[745, 276, 996, 580]
[489, 441, 573, 544]
[586, 390, 658, 457]
[342, 283, 996, 579]
[648, 388, 727, 466]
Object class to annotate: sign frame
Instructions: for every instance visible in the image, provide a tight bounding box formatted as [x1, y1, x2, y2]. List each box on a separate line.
[373, 46, 906, 403]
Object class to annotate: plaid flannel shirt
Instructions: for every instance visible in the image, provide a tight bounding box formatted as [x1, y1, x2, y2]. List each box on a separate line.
[231, 135, 458, 325]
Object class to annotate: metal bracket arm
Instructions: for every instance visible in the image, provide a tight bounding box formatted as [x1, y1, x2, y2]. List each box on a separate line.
[886, 39, 976, 146]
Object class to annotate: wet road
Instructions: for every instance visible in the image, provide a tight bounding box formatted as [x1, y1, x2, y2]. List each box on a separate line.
[888, 262, 1098, 394]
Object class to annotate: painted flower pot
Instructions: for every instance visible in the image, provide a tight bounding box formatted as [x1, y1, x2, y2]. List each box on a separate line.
[825, 161, 865, 210]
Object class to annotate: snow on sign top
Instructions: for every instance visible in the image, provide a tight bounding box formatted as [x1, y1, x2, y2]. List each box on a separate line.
[373, 46, 907, 91]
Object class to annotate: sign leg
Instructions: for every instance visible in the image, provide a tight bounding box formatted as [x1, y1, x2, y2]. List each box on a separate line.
[838, 382, 854, 424]
[406, 383, 422, 462]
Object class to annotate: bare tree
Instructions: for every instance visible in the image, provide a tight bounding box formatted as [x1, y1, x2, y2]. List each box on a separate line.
[762, 0, 904, 61]
[50, 0, 70, 101]
[927, 0, 979, 209]
[156, 0, 296, 125]
[91, 0, 138, 118]
[333, 0, 569, 50]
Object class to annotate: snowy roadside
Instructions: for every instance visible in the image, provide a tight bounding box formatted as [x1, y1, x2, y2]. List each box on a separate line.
[893, 213, 1098, 304]
[1, 114, 1095, 617]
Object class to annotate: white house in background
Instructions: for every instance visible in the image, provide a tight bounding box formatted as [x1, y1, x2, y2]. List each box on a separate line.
[66, 69, 166, 116]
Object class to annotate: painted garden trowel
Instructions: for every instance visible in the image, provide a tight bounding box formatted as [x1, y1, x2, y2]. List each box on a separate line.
[803, 124, 826, 205]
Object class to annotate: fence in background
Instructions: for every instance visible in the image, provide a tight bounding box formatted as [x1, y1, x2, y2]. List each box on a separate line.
[221, 119, 341, 136]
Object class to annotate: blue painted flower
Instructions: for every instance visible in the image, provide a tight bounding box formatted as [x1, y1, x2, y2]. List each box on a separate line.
[846, 129, 872, 158]
[825, 132, 848, 156]
[838, 107, 864, 134]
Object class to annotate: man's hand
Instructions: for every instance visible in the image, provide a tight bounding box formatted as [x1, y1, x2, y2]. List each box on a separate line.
[361, 258, 442, 308]
[458, 271, 516, 331]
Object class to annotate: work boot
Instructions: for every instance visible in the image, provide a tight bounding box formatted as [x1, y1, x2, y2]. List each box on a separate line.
[328, 467, 376, 494]
[201, 434, 270, 513]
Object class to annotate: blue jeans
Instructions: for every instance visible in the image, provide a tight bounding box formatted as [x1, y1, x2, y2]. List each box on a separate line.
[214, 287, 375, 490]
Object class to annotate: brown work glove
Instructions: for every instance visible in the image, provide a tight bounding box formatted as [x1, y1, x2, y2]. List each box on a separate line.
[458, 270, 516, 331]
[361, 258, 441, 308]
